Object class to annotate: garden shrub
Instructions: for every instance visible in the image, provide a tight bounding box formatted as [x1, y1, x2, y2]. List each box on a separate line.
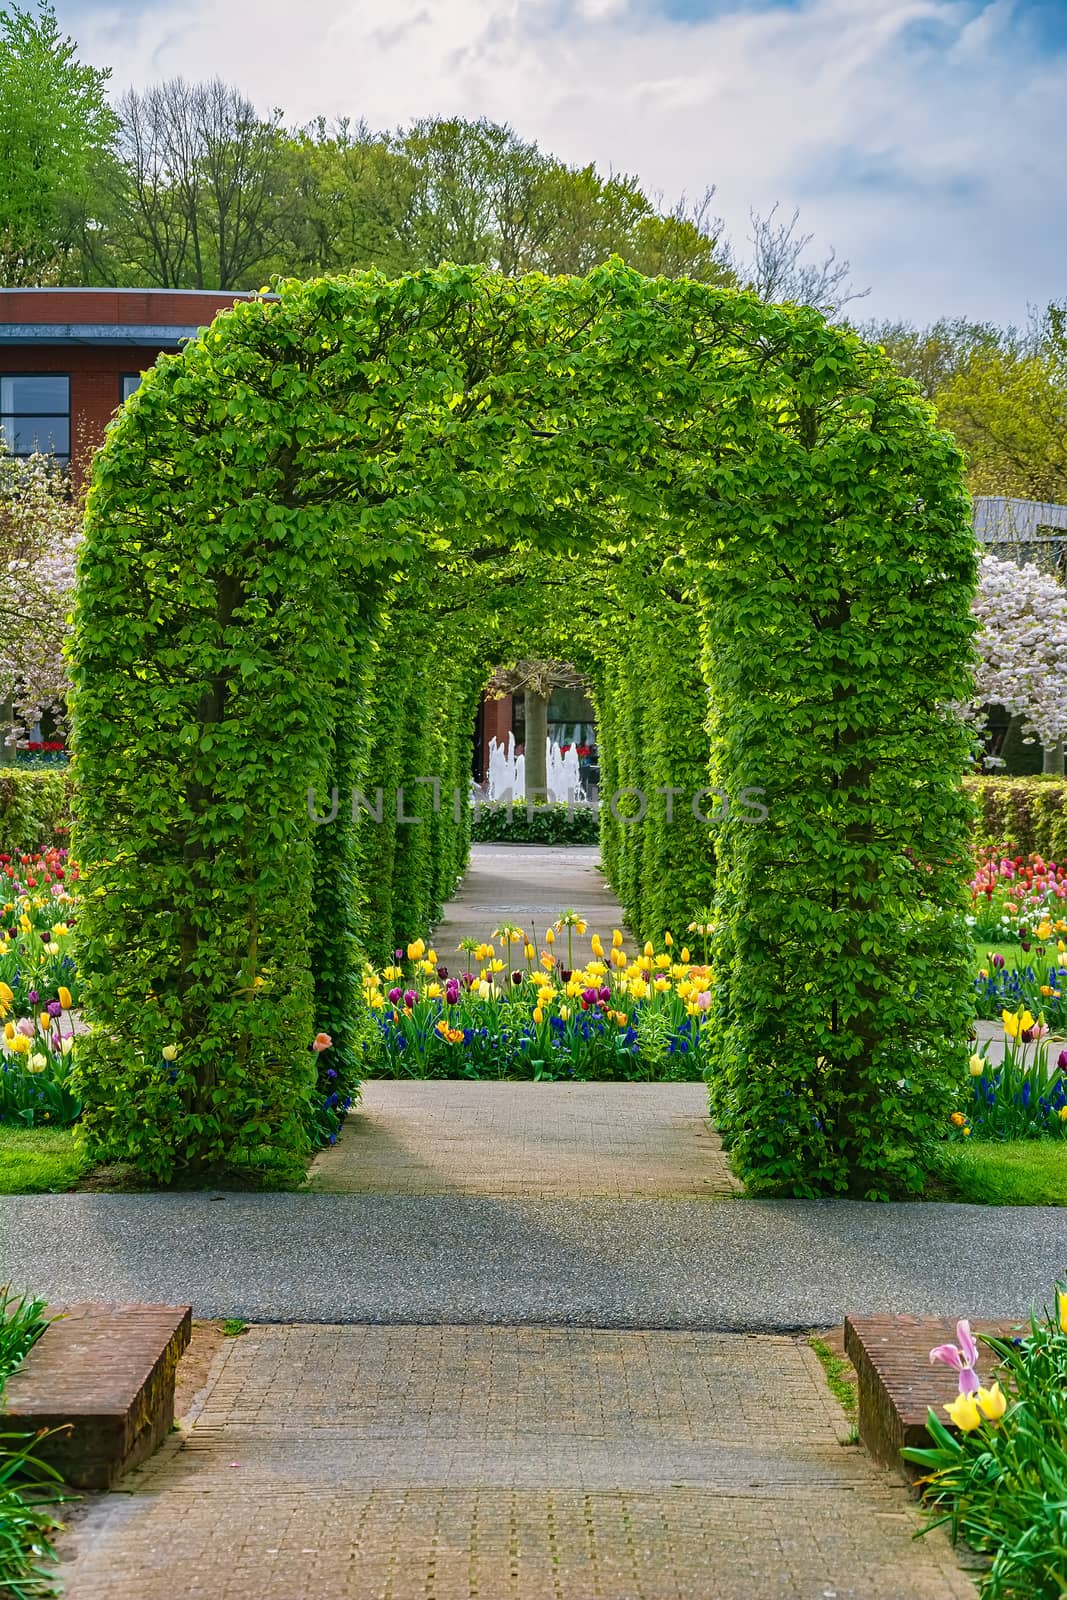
[967, 776, 1067, 862]
[0, 769, 72, 852]
[70, 262, 975, 1194]
[470, 801, 598, 845]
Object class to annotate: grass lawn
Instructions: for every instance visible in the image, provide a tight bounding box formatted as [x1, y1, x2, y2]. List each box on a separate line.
[0, 1126, 88, 1193]
[931, 1140, 1067, 1206]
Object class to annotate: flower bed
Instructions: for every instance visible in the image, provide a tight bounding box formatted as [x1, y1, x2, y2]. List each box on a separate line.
[905, 1290, 1067, 1599]
[0, 849, 81, 1130]
[0, 1286, 64, 1597]
[360, 914, 711, 1081]
[959, 1014, 1067, 1140]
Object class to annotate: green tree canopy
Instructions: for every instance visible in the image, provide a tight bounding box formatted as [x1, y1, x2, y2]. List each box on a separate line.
[0, 0, 117, 284]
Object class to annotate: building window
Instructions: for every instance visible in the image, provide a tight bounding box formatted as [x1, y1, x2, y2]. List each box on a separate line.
[120, 373, 142, 403]
[0, 375, 70, 460]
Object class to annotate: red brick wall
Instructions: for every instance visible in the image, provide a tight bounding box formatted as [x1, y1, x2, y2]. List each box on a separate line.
[480, 694, 514, 778]
[0, 343, 177, 479]
[0, 288, 251, 327]
[0, 289, 260, 481]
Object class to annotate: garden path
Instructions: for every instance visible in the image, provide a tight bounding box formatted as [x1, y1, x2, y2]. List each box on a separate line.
[428, 843, 628, 952]
[310, 1082, 740, 1198]
[58, 1322, 975, 1600]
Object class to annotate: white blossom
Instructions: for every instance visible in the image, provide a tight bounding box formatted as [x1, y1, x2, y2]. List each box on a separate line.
[970, 553, 1067, 753]
[0, 449, 80, 743]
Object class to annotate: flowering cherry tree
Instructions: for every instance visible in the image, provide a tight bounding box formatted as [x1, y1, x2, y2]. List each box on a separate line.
[971, 553, 1067, 760]
[0, 449, 80, 743]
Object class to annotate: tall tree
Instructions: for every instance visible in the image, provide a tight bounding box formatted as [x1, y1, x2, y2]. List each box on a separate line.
[936, 308, 1067, 502]
[742, 203, 865, 316]
[860, 316, 1003, 400]
[99, 77, 288, 288]
[0, 0, 117, 284]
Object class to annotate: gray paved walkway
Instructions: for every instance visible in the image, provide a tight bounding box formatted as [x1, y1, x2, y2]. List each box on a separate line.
[430, 843, 627, 952]
[3, 1190, 1065, 1326]
[310, 1083, 739, 1198]
[58, 1323, 974, 1600]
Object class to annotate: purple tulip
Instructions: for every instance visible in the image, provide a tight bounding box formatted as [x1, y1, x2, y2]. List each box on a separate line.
[1058, 1049, 1067, 1072]
[461, 972, 476, 990]
[511, 970, 523, 985]
[394, 949, 404, 963]
[445, 979, 460, 1005]
[46, 1000, 62, 1018]
[387, 987, 402, 1005]
[598, 985, 611, 1002]
[1021, 941, 1032, 953]
[560, 969, 573, 983]
[437, 966, 449, 980]
[581, 986, 598, 1007]
[403, 989, 418, 1008]
[992, 953, 1006, 969]
[27, 990, 38, 1006]
[39, 931, 49, 944]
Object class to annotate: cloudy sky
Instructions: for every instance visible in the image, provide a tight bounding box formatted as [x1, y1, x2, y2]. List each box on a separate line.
[60, 0, 1066, 324]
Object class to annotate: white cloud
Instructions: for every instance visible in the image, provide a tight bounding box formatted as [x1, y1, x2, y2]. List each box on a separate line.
[67, 0, 1067, 323]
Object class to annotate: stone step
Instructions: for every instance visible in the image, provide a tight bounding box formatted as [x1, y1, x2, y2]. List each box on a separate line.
[1, 1300, 192, 1488]
[845, 1312, 1021, 1482]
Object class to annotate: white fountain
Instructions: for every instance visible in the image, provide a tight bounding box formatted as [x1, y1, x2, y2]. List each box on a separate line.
[486, 733, 583, 804]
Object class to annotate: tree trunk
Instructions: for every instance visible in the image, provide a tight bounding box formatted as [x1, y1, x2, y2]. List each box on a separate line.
[524, 689, 549, 799]
[1044, 739, 1064, 776]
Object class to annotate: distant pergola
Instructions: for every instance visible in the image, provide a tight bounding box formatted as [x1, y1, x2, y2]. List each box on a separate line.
[974, 495, 1067, 578]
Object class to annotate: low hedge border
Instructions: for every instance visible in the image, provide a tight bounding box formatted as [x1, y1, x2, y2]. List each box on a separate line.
[966, 776, 1067, 861]
[470, 801, 599, 846]
[0, 769, 74, 853]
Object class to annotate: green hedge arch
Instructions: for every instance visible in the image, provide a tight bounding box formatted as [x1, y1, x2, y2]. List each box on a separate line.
[70, 262, 976, 1195]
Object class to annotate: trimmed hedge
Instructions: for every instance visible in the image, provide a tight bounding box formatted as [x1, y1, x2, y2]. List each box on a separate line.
[967, 776, 1067, 861]
[0, 769, 73, 852]
[471, 801, 599, 845]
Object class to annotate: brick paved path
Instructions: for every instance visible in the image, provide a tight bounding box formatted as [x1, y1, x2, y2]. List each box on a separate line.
[59, 1324, 974, 1600]
[310, 1083, 739, 1198]
[430, 843, 628, 951]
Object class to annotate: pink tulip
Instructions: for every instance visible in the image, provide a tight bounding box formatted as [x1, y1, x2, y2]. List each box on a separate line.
[930, 1320, 981, 1395]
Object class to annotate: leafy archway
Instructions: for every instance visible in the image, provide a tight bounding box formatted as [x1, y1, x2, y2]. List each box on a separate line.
[70, 263, 977, 1197]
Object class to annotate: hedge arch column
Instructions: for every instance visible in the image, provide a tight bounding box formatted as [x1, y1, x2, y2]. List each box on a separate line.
[70, 264, 976, 1194]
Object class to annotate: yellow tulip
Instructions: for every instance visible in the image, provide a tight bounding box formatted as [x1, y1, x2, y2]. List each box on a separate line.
[407, 939, 425, 961]
[45, 942, 58, 957]
[653, 976, 670, 992]
[559, 1005, 569, 1021]
[60, 1035, 75, 1054]
[576, 920, 587, 936]
[426, 983, 442, 999]
[8, 1034, 29, 1055]
[2, 1022, 13, 1041]
[51, 922, 69, 938]
[969, 1054, 985, 1076]
[477, 979, 491, 1000]
[976, 1383, 1007, 1422]
[524, 943, 535, 960]
[27, 1053, 47, 1074]
[427, 949, 437, 964]
[680, 947, 690, 963]
[545, 928, 555, 945]
[1037, 921, 1053, 941]
[369, 992, 385, 1010]
[0, 982, 12, 1005]
[612, 929, 622, 949]
[590, 933, 603, 957]
[643, 940, 654, 957]
[489, 959, 504, 974]
[664, 931, 673, 948]
[533, 1006, 543, 1025]
[38, 1013, 50, 1033]
[944, 1392, 982, 1432]
[629, 977, 649, 1001]
[1058, 1289, 1067, 1335]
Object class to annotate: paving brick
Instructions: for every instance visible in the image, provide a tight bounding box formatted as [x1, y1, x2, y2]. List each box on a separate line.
[58, 1325, 975, 1599]
[311, 1082, 739, 1198]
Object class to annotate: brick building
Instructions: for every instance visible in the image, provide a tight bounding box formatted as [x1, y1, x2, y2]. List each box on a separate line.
[0, 287, 597, 777]
[0, 287, 256, 480]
